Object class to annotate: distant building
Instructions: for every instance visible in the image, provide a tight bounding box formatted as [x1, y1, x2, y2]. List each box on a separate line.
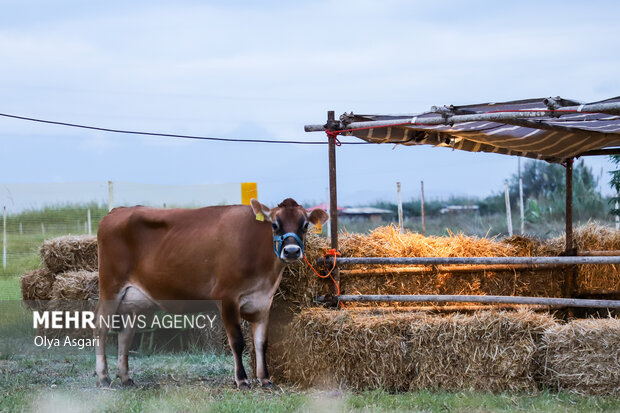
[307, 204, 393, 222]
[439, 205, 479, 214]
[340, 207, 393, 222]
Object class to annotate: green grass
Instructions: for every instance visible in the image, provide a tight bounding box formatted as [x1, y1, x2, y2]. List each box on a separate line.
[0, 353, 618, 412]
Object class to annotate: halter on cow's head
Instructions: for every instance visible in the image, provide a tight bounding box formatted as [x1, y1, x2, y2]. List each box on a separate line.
[250, 198, 329, 263]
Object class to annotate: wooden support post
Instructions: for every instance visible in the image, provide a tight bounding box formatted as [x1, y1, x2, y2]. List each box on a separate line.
[565, 159, 574, 252]
[518, 158, 525, 235]
[420, 181, 426, 237]
[327, 110, 340, 295]
[564, 158, 577, 309]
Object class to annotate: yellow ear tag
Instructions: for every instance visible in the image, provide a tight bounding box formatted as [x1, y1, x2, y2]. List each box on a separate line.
[312, 222, 323, 234]
[256, 212, 265, 222]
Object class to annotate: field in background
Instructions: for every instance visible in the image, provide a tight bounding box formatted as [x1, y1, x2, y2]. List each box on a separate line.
[1, 353, 618, 412]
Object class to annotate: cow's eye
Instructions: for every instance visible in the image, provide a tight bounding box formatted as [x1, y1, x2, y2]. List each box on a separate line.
[271, 222, 279, 231]
[303, 222, 309, 231]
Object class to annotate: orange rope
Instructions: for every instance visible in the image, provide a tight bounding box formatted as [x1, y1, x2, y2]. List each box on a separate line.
[303, 249, 345, 309]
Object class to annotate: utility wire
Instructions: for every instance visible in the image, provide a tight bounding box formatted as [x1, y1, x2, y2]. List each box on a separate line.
[0, 112, 370, 145]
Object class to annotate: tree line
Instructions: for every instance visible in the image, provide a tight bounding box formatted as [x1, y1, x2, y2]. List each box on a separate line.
[373, 158, 618, 223]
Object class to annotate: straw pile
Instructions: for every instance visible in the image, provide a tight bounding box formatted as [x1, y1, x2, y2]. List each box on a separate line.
[50, 270, 99, 301]
[272, 308, 554, 392]
[541, 318, 620, 395]
[20, 268, 56, 309]
[569, 223, 620, 291]
[39, 235, 98, 273]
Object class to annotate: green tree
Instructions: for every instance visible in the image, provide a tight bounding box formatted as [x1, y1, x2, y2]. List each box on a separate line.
[610, 155, 620, 216]
[507, 159, 604, 221]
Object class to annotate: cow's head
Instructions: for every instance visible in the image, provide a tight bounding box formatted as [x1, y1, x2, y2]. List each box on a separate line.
[251, 198, 329, 263]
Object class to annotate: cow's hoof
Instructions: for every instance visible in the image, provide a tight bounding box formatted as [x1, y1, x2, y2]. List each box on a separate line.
[237, 381, 251, 391]
[97, 377, 112, 387]
[261, 380, 274, 389]
[121, 378, 135, 387]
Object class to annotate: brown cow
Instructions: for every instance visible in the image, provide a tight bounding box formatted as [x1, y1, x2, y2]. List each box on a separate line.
[94, 198, 328, 389]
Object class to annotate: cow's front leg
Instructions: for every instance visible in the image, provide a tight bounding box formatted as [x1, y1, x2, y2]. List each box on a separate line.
[222, 300, 250, 389]
[252, 312, 272, 388]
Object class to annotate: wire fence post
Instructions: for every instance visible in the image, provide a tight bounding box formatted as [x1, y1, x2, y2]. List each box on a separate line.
[3, 206, 6, 270]
[108, 181, 114, 212]
[397, 182, 404, 233]
[504, 181, 513, 236]
[87, 208, 92, 236]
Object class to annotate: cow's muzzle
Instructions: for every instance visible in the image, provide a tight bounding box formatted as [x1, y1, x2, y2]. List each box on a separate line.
[273, 232, 304, 262]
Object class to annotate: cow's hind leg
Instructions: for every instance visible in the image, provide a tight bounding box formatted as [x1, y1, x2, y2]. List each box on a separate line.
[222, 300, 250, 389]
[115, 286, 156, 386]
[116, 324, 137, 386]
[94, 299, 118, 387]
[252, 312, 272, 388]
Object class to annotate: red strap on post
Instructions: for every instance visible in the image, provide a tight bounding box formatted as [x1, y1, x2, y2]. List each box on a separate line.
[326, 130, 342, 146]
[303, 249, 345, 308]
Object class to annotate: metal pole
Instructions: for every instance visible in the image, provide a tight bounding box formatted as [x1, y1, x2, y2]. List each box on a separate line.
[318, 294, 620, 309]
[304, 101, 620, 132]
[420, 181, 426, 236]
[504, 181, 513, 236]
[319, 255, 620, 266]
[2, 206, 6, 270]
[327, 110, 340, 292]
[518, 158, 525, 235]
[397, 182, 403, 233]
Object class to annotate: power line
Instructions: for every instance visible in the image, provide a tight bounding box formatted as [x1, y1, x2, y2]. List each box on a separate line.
[0, 112, 370, 145]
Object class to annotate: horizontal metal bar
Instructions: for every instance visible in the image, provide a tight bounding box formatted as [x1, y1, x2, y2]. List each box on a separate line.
[319, 256, 620, 266]
[317, 294, 620, 308]
[304, 101, 620, 132]
[339, 263, 565, 276]
[305, 124, 328, 132]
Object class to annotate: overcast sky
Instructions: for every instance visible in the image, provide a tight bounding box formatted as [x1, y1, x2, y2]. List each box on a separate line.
[1, 0, 619, 208]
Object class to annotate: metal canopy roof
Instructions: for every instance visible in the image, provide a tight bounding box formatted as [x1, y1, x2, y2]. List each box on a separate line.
[323, 96, 620, 163]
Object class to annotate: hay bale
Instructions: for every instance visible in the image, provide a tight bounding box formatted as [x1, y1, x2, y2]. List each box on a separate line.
[50, 270, 99, 301]
[20, 268, 55, 308]
[542, 318, 620, 395]
[40, 235, 98, 273]
[274, 308, 554, 392]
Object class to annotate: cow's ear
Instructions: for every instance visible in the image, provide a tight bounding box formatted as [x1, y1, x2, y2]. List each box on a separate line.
[308, 209, 329, 226]
[250, 198, 272, 222]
